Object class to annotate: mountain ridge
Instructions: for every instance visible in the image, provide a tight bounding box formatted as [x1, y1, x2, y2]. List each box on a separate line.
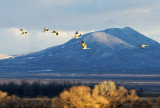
[0, 27, 160, 76]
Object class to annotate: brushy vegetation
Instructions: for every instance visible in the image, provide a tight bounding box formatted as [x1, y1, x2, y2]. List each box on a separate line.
[0, 80, 159, 108]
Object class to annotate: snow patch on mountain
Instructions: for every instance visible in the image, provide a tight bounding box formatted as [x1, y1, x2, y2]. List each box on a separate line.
[0, 54, 13, 60]
[86, 32, 134, 49]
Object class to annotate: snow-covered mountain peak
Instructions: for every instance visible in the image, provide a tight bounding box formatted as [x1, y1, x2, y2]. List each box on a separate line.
[84, 32, 134, 50]
[103, 27, 159, 47]
[0, 27, 160, 75]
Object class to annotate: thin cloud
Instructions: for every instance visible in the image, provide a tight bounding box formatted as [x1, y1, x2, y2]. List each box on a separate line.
[142, 27, 160, 42]
[0, 27, 91, 55]
[122, 8, 151, 14]
[34, 0, 91, 7]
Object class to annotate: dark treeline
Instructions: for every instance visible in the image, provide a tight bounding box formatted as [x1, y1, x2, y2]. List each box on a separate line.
[0, 80, 95, 98]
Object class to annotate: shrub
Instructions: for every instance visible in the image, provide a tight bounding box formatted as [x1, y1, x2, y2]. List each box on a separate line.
[133, 98, 153, 108]
[0, 90, 51, 108]
[156, 97, 160, 107]
[92, 81, 139, 108]
[51, 86, 109, 108]
[51, 81, 140, 108]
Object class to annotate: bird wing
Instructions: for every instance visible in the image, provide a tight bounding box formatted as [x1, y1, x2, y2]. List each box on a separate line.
[75, 31, 78, 34]
[20, 29, 23, 31]
[56, 32, 58, 35]
[84, 43, 87, 47]
[82, 42, 86, 47]
[82, 43, 87, 49]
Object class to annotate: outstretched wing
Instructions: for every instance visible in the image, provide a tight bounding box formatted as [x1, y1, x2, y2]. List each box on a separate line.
[82, 41, 87, 49]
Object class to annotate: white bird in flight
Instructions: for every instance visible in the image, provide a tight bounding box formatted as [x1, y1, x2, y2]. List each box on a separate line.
[139, 44, 148, 48]
[20, 29, 27, 35]
[51, 30, 59, 36]
[73, 31, 82, 38]
[43, 28, 49, 32]
[82, 41, 88, 49]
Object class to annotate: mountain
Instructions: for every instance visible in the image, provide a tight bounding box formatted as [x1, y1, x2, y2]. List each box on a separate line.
[0, 27, 160, 78]
[0, 54, 13, 60]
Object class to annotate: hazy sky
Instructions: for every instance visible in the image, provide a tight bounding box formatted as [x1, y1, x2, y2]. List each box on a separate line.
[0, 0, 160, 55]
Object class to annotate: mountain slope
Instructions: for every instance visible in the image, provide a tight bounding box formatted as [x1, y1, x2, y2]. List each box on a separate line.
[0, 27, 160, 75]
[0, 54, 12, 60]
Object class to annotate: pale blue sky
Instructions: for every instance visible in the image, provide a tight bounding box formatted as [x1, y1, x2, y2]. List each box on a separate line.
[0, 0, 160, 55]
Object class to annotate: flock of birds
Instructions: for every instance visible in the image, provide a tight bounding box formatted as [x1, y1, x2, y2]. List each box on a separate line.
[20, 28, 89, 49]
[20, 28, 59, 36]
[20, 28, 148, 49]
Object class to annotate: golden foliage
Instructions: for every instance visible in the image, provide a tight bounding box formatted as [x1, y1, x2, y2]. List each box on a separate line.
[51, 86, 109, 108]
[93, 81, 116, 96]
[51, 81, 140, 108]
[0, 90, 8, 100]
[92, 81, 139, 108]
[0, 90, 10, 108]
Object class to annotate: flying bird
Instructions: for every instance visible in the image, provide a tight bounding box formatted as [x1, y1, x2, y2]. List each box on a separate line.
[74, 34, 82, 39]
[20, 29, 27, 35]
[51, 30, 59, 36]
[139, 44, 148, 48]
[82, 41, 88, 49]
[73, 31, 82, 38]
[43, 28, 49, 32]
